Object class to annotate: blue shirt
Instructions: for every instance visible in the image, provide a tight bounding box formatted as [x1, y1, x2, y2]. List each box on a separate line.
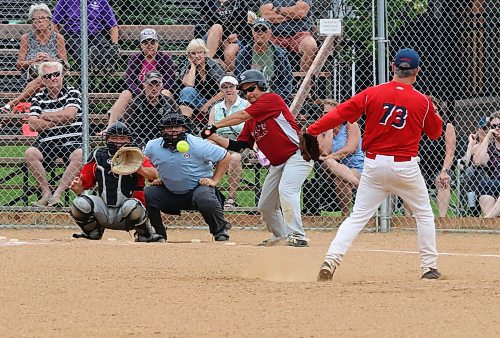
[332, 124, 365, 173]
[144, 134, 227, 194]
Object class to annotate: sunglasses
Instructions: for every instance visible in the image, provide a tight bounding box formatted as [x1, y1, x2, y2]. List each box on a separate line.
[253, 27, 269, 34]
[31, 16, 50, 22]
[490, 123, 500, 129]
[240, 85, 258, 95]
[141, 39, 157, 45]
[42, 71, 61, 80]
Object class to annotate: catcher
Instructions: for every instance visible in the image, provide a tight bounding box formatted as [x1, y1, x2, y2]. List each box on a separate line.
[201, 69, 316, 247]
[69, 121, 164, 242]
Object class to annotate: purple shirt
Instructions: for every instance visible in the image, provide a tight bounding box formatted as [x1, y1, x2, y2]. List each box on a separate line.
[53, 0, 118, 36]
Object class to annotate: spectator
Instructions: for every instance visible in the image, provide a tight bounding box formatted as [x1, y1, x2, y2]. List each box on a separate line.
[69, 121, 163, 242]
[52, 0, 119, 71]
[235, 18, 293, 101]
[317, 99, 364, 216]
[202, 0, 252, 72]
[461, 116, 490, 215]
[3, 3, 68, 112]
[208, 75, 250, 208]
[106, 28, 176, 130]
[178, 39, 225, 129]
[120, 71, 180, 149]
[144, 114, 232, 241]
[417, 99, 456, 217]
[260, 0, 317, 72]
[25, 61, 83, 207]
[473, 112, 500, 218]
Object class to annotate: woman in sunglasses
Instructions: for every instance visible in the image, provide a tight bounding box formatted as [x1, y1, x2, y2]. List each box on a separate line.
[2, 3, 68, 113]
[473, 112, 500, 218]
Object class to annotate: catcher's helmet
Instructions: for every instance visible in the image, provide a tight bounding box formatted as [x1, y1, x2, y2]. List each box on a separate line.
[238, 69, 268, 91]
[105, 121, 132, 138]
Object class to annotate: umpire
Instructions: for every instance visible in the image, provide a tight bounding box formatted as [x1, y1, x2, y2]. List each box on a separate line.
[144, 113, 232, 241]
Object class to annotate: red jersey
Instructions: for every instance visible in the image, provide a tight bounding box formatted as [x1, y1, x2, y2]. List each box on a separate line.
[80, 156, 154, 206]
[307, 81, 443, 157]
[238, 93, 300, 166]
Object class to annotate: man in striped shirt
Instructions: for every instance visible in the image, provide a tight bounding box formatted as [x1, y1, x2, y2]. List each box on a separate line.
[25, 61, 83, 207]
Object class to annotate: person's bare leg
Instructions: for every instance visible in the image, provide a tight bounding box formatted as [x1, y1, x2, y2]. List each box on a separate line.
[179, 104, 193, 118]
[323, 159, 360, 186]
[478, 195, 495, 217]
[335, 177, 353, 216]
[484, 197, 500, 218]
[228, 153, 242, 201]
[52, 148, 83, 200]
[436, 185, 451, 217]
[224, 43, 240, 72]
[298, 35, 317, 72]
[25, 147, 51, 202]
[206, 24, 223, 58]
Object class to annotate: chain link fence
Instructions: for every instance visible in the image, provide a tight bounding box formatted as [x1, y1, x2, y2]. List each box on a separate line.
[0, 0, 498, 231]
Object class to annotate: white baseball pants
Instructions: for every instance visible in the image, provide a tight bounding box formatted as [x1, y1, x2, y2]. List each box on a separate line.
[325, 155, 438, 269]
[258, 151, 313, 239]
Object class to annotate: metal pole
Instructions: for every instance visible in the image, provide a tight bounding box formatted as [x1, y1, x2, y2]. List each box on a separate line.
[351, 44, 356, 96]
[80, 0, 90, 162]
[376, 0, 391, 233]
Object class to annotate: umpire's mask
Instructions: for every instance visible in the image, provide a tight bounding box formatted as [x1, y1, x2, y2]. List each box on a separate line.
[158, 113, 187, 149]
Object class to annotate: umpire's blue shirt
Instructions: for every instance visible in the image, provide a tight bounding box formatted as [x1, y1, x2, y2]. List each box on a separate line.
[145, 134, 227, 194]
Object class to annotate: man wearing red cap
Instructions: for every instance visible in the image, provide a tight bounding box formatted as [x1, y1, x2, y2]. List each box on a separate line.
[305, 48, 444, 281]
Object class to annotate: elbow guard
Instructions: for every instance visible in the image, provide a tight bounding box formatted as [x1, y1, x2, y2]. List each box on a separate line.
[227, 139, 250, 153]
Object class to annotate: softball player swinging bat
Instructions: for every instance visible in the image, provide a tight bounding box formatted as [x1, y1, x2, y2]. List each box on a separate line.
[305, 49, 444, 280]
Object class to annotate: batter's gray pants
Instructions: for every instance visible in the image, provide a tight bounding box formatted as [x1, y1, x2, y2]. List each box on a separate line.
[258, 151, 313, 240]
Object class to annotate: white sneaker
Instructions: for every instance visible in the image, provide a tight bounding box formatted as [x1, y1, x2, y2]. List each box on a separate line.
[317, 259, 337, 281]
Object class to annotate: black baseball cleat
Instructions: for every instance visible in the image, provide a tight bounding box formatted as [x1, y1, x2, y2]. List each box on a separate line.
[72, 229, 102, 240]
[134, 232, 165, 243]
[214, 229, 229, 241]
[286, 232, 309, 247]
[317, 259, 337, 281]
[421, 267, 441, 279]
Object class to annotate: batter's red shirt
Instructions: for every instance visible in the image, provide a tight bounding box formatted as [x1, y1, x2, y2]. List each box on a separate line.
[79, 156, 154, 206]
[307, 81, 443, 157]
[238, 93, 300, 166]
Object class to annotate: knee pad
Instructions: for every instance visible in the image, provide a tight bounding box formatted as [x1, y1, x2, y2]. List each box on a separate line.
[122, 199, 147, 228]
[70, 195, 98, 232]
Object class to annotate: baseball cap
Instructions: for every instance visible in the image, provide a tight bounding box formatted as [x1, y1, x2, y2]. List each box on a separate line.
[220, 75, 238, 87]
[394, 48, 420, 69]
[143, 70, 162, 84]
[140, 28, 158, 42]
[478, 116, 489, 128]
[253, 18, 271, 30]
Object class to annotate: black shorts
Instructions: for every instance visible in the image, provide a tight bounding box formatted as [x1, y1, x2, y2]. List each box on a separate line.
[36, 139, 81, 167]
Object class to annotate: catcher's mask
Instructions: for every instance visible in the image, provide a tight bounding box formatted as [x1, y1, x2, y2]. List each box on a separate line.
[158, 113, 187, 149]
[104, 121, 132, 155]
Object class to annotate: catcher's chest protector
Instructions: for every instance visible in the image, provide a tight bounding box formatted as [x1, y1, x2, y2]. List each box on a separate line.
[94, 148, 139, 206]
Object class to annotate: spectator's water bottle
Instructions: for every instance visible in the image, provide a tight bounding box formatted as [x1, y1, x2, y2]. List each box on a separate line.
[467, 191, 476, 207]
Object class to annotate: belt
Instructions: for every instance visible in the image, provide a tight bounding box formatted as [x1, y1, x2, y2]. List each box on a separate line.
[365, 152, 412, 162]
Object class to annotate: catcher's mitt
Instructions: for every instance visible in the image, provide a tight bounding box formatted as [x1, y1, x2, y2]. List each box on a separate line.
[298, 128, 320, 162]
[110, 147, 144, 175]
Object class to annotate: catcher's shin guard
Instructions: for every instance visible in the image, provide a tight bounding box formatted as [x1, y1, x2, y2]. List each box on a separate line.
[121, 199, 147, 230]
[70, 196, 103, 240]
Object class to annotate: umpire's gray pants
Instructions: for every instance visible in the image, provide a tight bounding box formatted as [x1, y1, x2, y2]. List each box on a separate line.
[258, 151, 313, 239]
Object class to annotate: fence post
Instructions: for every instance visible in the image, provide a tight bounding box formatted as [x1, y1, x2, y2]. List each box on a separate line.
[80, 0, 90, 164]
[376, 0, 391, 233]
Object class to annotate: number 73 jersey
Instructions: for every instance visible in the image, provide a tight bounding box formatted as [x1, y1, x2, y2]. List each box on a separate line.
[308, 81, 443, 157]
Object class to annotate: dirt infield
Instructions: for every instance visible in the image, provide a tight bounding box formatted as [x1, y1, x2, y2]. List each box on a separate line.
[0, 229, 498, 337]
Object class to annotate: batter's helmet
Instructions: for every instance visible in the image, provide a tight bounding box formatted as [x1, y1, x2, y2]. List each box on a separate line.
[105, 121, 132, 138]
[238, 69, 268, 91]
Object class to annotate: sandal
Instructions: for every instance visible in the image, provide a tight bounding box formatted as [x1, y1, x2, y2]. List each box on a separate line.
[224, 198, 237, 208]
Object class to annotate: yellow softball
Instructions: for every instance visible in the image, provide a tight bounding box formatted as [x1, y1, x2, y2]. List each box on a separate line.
[176, 140, 190, 153]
